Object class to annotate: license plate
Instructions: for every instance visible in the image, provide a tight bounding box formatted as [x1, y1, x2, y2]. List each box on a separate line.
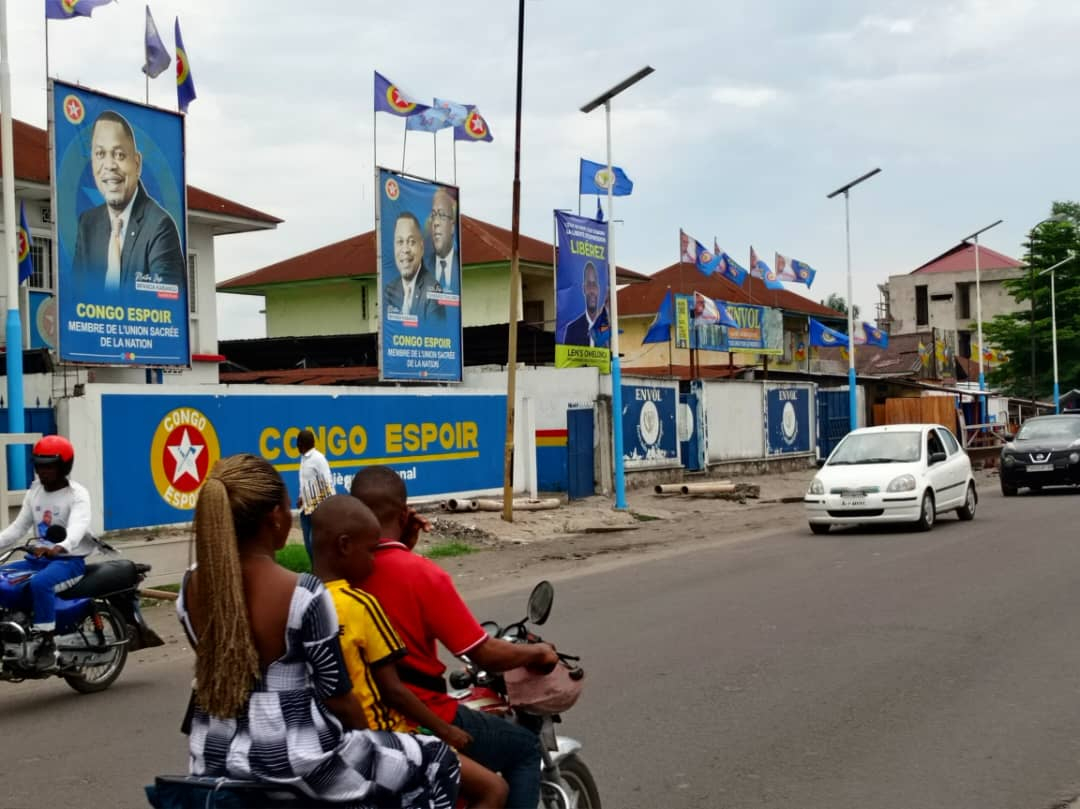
[841, 498, 866, 507]
[1027, 464, 1053, 472]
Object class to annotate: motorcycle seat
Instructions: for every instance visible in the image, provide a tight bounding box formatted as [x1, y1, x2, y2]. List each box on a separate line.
[59, 560, 139, 600]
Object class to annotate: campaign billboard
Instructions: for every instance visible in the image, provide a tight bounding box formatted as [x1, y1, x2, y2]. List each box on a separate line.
[100, 391, 506, 530]
[376, 168, 463, 382]
[554, 211, 610, 373]
[727, 303, 783, 355]
[50, 80, 189, 366]
[765, 385, 812, 455]
[622, 382, 679, 468]
[673, 293, 729, 352]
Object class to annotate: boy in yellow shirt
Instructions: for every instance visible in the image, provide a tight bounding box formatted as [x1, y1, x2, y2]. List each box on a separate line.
[311, 495, 508, 808]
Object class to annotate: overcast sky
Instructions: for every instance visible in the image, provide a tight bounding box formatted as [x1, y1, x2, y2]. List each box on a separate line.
[13, 0, 1080, 338]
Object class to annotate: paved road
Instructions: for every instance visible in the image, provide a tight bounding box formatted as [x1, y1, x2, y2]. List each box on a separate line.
[4, 483, 1080, 808]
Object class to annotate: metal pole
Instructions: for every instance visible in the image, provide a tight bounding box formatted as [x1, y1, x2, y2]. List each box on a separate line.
[605, 100, 627, 510]
[1051, 268, 1059, 413]
[974, 233, 985, 424]
[844, 190, 857, 432]
[1030, 254, 1037, 409]
[401, 124, 408, 173]
[0, 0, 25, 488]
[501, 0, 525, 522]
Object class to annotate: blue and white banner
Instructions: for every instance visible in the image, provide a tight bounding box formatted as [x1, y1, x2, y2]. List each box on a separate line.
[100, 391, 506, 530]
[377, 169, 463, 382]
[622, 383, 679, 467]
[765, 386, 812, 455]
[51, 80, 189, 366]
[555, 210, 610, 372]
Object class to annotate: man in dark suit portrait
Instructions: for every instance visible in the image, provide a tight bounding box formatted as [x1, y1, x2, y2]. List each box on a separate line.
[72, 110, 185, 296]
[561, 260, 606, 346]
[427, 186, 458, 294]
[384, 211, 441, 322]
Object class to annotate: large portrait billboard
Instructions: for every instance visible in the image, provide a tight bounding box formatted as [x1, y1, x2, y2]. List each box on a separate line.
[50, 80, 189, 366]
[554, 211, 610, 373]
[376, 168, 463, 382]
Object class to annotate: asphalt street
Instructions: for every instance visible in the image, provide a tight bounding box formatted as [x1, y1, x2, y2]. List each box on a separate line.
[4, 482, 1080, 808]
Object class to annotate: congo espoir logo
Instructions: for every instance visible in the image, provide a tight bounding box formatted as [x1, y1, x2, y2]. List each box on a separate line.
[150, 407, 221, 510]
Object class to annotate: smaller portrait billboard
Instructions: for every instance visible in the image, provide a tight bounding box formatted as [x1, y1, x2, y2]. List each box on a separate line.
[554, 211, 610, 373]
[50, 80, 189, 366]
[376, 168, 463, 382]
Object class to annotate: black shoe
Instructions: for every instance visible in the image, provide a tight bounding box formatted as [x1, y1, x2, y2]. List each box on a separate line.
[32, 635, 57, 669]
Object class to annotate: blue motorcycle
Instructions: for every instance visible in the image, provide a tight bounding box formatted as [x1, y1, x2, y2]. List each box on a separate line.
[0, 542, 162, 693]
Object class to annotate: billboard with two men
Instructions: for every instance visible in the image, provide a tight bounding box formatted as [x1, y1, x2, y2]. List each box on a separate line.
[377, 168, 463, 382]
[50, 80, 189, 366]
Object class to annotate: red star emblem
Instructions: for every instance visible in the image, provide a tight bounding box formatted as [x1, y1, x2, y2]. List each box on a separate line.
[469, 114, 486, 135]
[390, 87, 411, 111]
[63, 95, 84, 125]
[17, 229, 29, 261]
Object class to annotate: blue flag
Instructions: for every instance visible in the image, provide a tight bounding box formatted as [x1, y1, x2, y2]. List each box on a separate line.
[433, 99, 469, 127]
[750, 246, 785, 290]
[580, 158, 633, 196]
[175, 18, 196, 112]
[406, 108, 451, 132]
[45, 0, 112, 20]
[809, 318, 849, 348]
[862, 322, 888, 348]
[680, 230, 718, 276]
[454, 106, 493, 142]
[693, 292, 738, 327]
[17, 202, 33, 285]
[714, 242, 749, 285]
[142, 6, 170, 78]
[590, 307, 611, 348]
[643, 289, 673, 344]
[374, 72, 430, 117]
[595, 197, 604, 223]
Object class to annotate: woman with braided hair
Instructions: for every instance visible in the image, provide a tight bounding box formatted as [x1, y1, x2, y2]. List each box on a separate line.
[176, 453, 460, 808]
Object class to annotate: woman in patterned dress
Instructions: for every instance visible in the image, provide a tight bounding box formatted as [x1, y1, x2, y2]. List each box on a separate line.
[178, 453, 460, 808]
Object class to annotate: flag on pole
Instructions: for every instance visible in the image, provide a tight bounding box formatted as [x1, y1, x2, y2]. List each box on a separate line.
[45, 0, 112, 19]
[774, 253, 817, 287]
[17, 202, 33, 285]
[579, 158, 634, 196]
[679, 230, 718, 276]
[405, 108, 452, 132]
[750, 246, 785, 290]
[454, 106, 493, 142]
[595, 197, 604, 223]
[374, 71, 431, 117]
[175, 18, 197, 112]
[693, 292, 737, 327]
[714, 242, 749, 285]
[142, 6, 171, 78]
[679, 230, 696, 264]
[433, 99, 469, 127]
[861, 322, 888, 348]
[808, 318, 848, 348]
[643, 289, 673, 344]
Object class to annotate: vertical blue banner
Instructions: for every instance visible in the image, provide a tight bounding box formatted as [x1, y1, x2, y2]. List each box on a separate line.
[377, 169, 463, 382]
[765, 386, 812, 455]
[554, 211, 610, 373]
[622, 383, 678, 466]
[50, 80, 189, 366]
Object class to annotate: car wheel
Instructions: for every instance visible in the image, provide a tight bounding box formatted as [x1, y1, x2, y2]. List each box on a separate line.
[956, 483, 977, 521]
[809, 523, 830, 535]
[915, 491, 935, 531]
[1001, 481, 1018, 497]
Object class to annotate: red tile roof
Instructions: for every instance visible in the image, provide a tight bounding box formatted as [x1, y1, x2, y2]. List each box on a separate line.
[219, 215, 648, 290]
[7, 119, 281, 225]
[910, 242, 1021, 275]
[617, 261, 846, 319]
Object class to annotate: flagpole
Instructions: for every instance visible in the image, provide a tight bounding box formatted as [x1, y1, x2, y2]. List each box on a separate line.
[666, 285, 672, 377]
[44, 19, 50, 84]
[433, 132, 437, 182]
[146, 74, 150, 105]
[401, 122, 408, 173]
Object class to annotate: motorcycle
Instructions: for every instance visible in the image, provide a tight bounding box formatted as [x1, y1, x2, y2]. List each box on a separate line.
[0, 541, 163, 692]
[147, 581, 599, 809]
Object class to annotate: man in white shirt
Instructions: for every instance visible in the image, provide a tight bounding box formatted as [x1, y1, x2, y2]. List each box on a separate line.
[0, 436, 95, 667]
[428, 187, 459, 294]
[296, 429, 336, 559]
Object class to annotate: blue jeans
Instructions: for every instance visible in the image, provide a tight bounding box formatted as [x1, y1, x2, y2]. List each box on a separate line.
[6, 555, 86, 631]
[453, 705, 542, 809]
[300, 512, 313, 560]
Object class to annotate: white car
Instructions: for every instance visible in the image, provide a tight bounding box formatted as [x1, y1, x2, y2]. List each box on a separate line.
[804, 423, 977, 534]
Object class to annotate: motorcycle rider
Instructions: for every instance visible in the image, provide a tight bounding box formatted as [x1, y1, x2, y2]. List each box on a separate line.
[0, 436, 94, 668]
[351, 466, 559, 809]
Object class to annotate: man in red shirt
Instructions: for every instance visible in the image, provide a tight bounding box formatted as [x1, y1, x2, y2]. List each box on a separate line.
[352, 467, 558, 809]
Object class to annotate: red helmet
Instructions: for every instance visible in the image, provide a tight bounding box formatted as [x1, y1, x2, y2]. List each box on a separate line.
[32, 435, 75, 477]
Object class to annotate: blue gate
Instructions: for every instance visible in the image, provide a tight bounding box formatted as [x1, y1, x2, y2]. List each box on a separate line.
[679, 392, 704, 471]
[566, 406, 594, 500]
[0, 407, 58, 487]
[815, 390, 849, 459]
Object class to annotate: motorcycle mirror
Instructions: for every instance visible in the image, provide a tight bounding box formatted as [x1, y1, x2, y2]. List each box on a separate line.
[480, 620, 500, 639]
[526, 581, 554, 625]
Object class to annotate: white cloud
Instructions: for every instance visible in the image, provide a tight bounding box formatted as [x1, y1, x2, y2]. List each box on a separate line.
[710, 86, 782, 108]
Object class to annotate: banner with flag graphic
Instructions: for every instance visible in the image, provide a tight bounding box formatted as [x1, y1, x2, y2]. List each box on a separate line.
[374, 72, 430, 117]
[775, 253, 817, 287]
[642, 289, 673, 344]
[46, 0, 112, 19]
[175, 18, 196, 112]
[692, 292, 737, 327]
[433, 99, 469, 128]
[17, 202, 33, 284]
[714, 242, 749, 285]
[406, 108, 451, 133]
[579, 158, 633, 196]
[808, 318, 848, 349]
[861, 322, 888, 348]
[454, 106, 493, 142]
[142, 5, 170, 78]
[751, 246, 785, 290]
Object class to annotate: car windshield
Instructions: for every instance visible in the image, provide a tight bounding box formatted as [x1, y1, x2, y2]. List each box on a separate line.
[828, 431, 922, 465]
[1015, 418, 1080, 442]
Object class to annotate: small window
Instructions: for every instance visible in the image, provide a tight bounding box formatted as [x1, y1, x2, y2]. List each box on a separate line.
[187, 253, 198, 315]
[939, 428, 960, 455]
[927, 429, 946, 458]
[29, 236, 54, 291]
[958, 330, 972, 359]
[523, 300, 544, 325]
[915, 285, 928, 326]
[956, 283, 971, 319]
[361, 284, 369, 320]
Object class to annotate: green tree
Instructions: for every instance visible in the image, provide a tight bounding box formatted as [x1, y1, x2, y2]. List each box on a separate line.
[821, 293, 859, 320]
[984, 201, 1080, 399]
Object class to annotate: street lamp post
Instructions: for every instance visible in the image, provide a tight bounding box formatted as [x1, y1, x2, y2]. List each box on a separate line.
[1039, 254, 1074, 413]
[960, 219, 1003, 426]
[827, 168, 882, 433]
[1027, 214, 1068, 412]
[581, 66, 654, 511]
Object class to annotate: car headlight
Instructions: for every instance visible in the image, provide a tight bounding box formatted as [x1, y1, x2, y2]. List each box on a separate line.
[1003, 454, 1015, 466]
[808, 478, 825, 495]
[887, 474, 916, 492]
[1070, 452, 1080, 465]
